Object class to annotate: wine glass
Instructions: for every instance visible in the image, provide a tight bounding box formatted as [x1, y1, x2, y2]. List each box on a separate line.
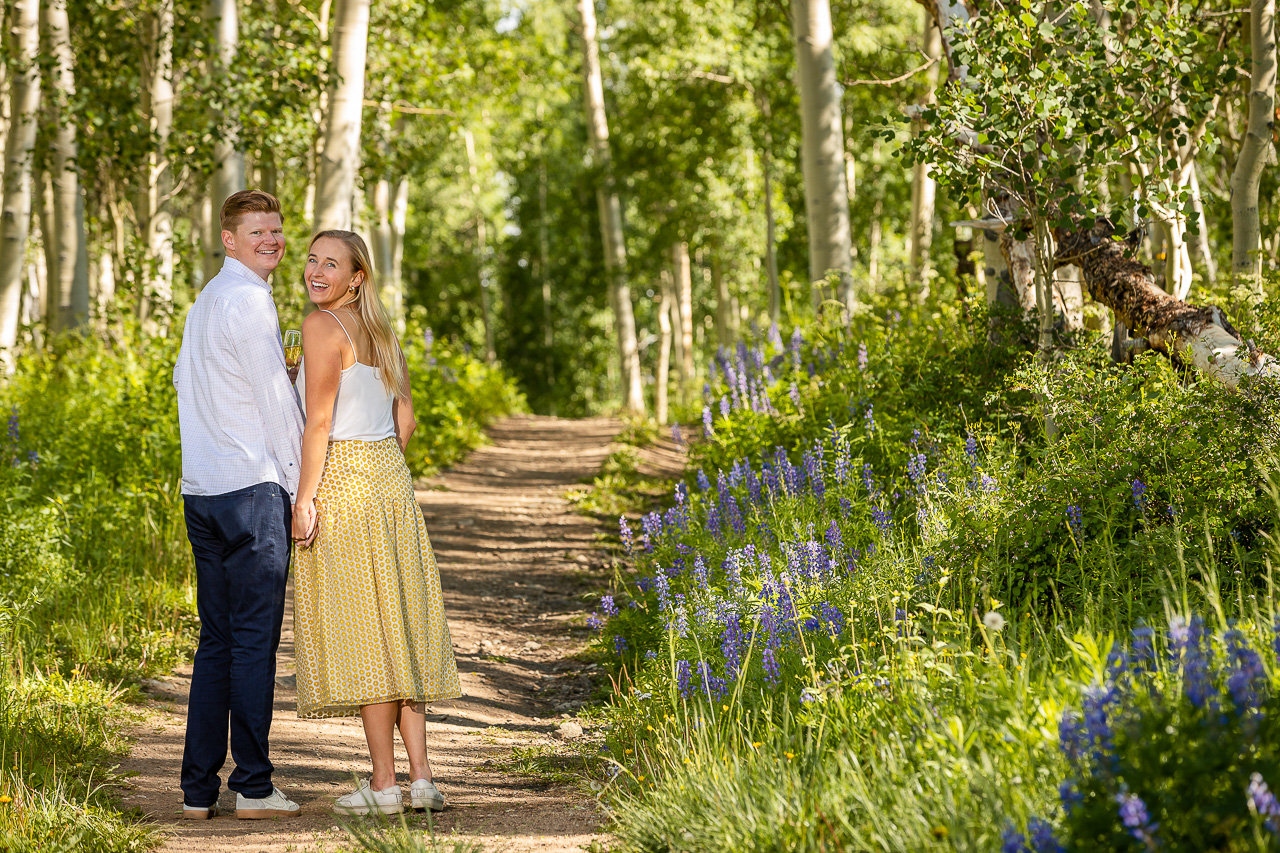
[283, 329, 303, 369]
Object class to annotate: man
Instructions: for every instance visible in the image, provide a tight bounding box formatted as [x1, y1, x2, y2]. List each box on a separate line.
[173, 190, 303, 820]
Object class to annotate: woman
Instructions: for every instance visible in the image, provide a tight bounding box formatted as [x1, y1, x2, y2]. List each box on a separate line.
[292, 230, 462, 816]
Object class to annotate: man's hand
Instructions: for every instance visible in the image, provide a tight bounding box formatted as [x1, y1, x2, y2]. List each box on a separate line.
[287, 365, 300, 384]
[292, 499, 319, 547]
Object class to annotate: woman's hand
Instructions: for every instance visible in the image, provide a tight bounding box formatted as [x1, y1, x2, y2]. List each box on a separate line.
[293, 499, 319, 547]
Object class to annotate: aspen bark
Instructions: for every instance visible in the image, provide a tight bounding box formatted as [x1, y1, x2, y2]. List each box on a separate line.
[656, 271, 674, 425]
[1057, 220, 1277, 387]
[791, 0, 855, 309]
[1231, 0, 1276, 292]
[759, 92, 781, 323]
[1188, 165, 1217, 286]
[315, 0, 370, 233]
[0, 0, 40, 361]
[41, 0, 88, 333]
[138, 0, 175, 327]
[909, 10, 942, 298]
[712, 251, 732, 348]
[672, 241, 694, 401]
[204, 0, 244, 283]
[578, 0, 643, 411]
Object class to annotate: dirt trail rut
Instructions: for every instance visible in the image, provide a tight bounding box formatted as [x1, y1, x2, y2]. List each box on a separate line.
[119, 415, 637, 852]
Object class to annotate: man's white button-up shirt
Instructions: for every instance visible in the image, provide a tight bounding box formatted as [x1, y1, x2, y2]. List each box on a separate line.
[174, 257, 304, 500]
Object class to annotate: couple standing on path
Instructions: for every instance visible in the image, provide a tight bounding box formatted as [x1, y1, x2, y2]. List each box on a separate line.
[172, 190, 462, 821]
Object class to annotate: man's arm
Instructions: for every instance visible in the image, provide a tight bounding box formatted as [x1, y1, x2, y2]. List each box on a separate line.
[228, 292, 304, 497]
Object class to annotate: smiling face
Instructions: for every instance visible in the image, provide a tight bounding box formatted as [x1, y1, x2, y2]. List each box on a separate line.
[304, 235, 365, 311]
[222, 212, 285, 281]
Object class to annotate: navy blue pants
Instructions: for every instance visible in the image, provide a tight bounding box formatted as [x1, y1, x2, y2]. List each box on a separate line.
[180, 483, 291, 807]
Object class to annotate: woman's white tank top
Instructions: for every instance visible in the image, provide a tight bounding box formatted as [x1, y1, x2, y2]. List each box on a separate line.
[296, 310, 397, 442]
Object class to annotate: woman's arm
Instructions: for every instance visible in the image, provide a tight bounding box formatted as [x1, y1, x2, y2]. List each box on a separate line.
[392, 345, 417, 452]
[293, 312, 346, 543]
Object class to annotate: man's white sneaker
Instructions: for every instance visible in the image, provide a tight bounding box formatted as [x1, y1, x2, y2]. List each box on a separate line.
[334, 779, 404, 816]
[235, 787, 301, 819]
[182, 802, 221, 820]
[410, 779, 444, 811]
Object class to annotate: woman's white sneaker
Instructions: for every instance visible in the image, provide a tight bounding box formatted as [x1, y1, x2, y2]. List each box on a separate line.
[410, 779, 444, 811]
[334, 779, 404, 815]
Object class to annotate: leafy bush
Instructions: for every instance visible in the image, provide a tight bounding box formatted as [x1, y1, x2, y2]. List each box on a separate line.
[586, 302, 1280, 851]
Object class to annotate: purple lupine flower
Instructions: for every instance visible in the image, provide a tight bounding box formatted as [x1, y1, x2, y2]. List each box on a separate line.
[674, 482, 688, 505]
[789, 383, 802, 412]
[1081, 682, 1119, 757]
[619, 516, 635, 555]
[819, 602, 845, 637]
[981, 474, 998, 492]
[1131, 478, 1148, 511]
[1115, 792, 1157, 842]
[1225, 629, 1266, 710]
[1059, 780, 1083, 815]
[1171, 615, 1213, 709]
[692, 556, 710, 591]
[871, 507, 893, 536]
[702, 406, 715, 438]
[1131, 625, 1155, 669]
[586, 613, 604, 631]
[862, 464, 879, 498]
[672, 594, 690, 637]
[857, 342, 868, 370]
[675, 659, 693, 697]
[613, 634, 628, 654]
[1000, 823, 1026, 853]
[6, 407, 17, 442]
[724, 494, 745, 537]
[671, 424, 683, 445]
[653, 571, 673, 612]
[719, 395, 731, 418]
[1058, 711, 1088, 763]
[864, 405, 876, 433]
[1066, 505, 1084, 542]
[964, 433, 978, 463]
[695, 469, 711, 491]
[721, 614, 745, 677]
[600, 595, 618, 618]
[1248, 773, 1280, 831]
[641, 511, 662, 551]
[1027, 817, 1063, 853]
[907, 453, 927, 490]
[761, 647, 781, 686]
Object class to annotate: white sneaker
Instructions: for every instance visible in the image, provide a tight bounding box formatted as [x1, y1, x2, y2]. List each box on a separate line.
[410, 778, 444, 811]
[235, 787, 301, 819]
[334, 779, 404, 816]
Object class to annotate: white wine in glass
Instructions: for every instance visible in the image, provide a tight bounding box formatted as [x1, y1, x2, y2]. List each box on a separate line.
[283, 329, 303, 369]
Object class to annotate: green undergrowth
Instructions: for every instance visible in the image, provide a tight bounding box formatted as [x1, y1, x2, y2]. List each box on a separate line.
[341, 814, 484, 852]
[584, 291, 1280, 851]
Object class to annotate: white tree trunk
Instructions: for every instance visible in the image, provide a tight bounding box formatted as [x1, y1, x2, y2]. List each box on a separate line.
[909, 10, 942, 298]
[1188, 164, 1217, 286]
[0, 0, 40, 361]
[315, 0, 370, 233]
[41, 0, 88, 333]
[712, 251, 732, 348]
[791, 0, 855, 309]
[1231, 0, 1276, 292]
[578, 0, 643, 412]
[204, 0, 244, 283]
[656, 271, 673, 425]
[672, 241, 694, 401]
[138, 0, 175, 328]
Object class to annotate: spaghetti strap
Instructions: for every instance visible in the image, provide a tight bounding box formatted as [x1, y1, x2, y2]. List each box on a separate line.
[321, 309, 356, 352]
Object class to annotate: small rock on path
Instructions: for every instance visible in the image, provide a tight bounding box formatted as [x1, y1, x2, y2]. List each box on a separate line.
[118, 415, 631, 853]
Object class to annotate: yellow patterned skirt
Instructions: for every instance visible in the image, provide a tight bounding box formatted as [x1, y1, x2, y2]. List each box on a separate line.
[292, 437, 462, 719]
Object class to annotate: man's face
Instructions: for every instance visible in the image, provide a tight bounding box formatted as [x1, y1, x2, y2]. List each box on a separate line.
[222, 212, 285, 280]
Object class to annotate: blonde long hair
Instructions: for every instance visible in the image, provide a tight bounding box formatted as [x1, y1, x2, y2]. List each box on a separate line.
[308, 230, 407, 399]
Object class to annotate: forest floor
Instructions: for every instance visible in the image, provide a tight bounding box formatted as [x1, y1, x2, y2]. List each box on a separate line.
[117, 414, 684, 853]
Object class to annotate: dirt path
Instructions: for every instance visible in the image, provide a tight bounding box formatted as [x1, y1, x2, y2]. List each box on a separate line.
[119, 415, 654, 853]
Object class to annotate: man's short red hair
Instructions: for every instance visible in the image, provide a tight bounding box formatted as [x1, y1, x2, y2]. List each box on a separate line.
[220, 190, 282, 232]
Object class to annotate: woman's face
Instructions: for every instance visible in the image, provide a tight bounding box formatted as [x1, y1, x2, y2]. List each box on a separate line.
[304, 236, 362, 311]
